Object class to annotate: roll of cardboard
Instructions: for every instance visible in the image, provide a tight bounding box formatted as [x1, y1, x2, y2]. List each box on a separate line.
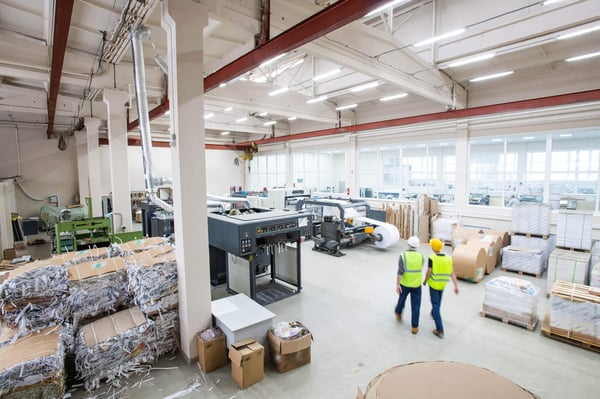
[480, 234, 503, 266]
[466, 238, 497, 274]
[451, 226, 482, 247]
[484, 229, 509, 248]
[452, 244, 486, 283]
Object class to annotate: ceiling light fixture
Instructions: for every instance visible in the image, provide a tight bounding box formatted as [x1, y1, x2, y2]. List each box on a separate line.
[380, 93, 408, 101]
[523, 136, 535, 140]
[288, 116, 297, 121]
[204, 113, 214, 119]
[235, 117, 248, 123]
[446, 52, 496, 68]
[221, 131, 230, 136]
[224, 107, 233, 112]
[306, 95, 328, 104]
[219, 83, 227, 88]
[259, 112, 268, 117]
[566, 51, 600, 62]
[351, 81, 379, 92]
[559, 133, 572, 137]
[268, 86, 289, 96]
[365, 0, 409, 17]
[414, 28, 466, 47]
[557, 25, 600, 40]
[259, 53, 287, 68]
[264, 121, 277, 126]
[469, 70, 514, 82]
[491, 138, 503, 142]
[313, 68, 342, 81]
[543, 0, 563, 5]
[336, 104, 357, 111]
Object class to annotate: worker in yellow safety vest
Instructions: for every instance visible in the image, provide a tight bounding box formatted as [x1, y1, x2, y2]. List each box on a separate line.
[394, 236, 425, 334]
[423, 238, 459, 339]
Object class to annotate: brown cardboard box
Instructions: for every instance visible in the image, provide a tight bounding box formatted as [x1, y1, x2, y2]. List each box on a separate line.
[229, 338, 264, 389]
[268, 329, 312, 373]
[430, 198, 439, 215]
[197, 328, 228, 372]
[3, 248, 16, 260]
[418, 215, 430, 244]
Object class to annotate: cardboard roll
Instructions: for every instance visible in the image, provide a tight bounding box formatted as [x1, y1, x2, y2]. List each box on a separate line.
[452, 244, 486, 283]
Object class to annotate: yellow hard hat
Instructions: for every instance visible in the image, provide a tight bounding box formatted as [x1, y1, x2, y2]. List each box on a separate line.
[430, 238, 443, 252]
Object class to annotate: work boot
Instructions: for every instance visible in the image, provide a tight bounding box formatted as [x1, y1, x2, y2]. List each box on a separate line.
[411, 327, 419, 334]
[432, 329, 444, 339]
[395, 312, 402, 322]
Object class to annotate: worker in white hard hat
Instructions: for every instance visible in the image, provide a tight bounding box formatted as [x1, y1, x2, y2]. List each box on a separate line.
[394, 236, 425, 334]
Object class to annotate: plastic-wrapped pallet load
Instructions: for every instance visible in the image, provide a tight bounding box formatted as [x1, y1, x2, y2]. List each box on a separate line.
[0, 326, 66, 398]
[510, 234, 556, 267]
[546, 249, 590, 293]
[501, 246, 545, 276]
[590, 242, 600, 288]
[74, 306, 156, 391]
[0, 258, 68, 331]
[511, 203, 551, 236]
[556, 211, 593, 251]
[430, 215, 459, 243]
[67, 257, 132, 326]
[548, 281, 600, 343]
[481, 276, 539, 328]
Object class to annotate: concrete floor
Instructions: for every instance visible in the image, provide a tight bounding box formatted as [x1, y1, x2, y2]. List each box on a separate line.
[6, 235, 600, 398]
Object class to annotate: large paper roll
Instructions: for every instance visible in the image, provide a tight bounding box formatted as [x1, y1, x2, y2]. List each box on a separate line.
[373, 223, 400, 248]
[467, 238, 497, 274]
[452, 244, 486, 283]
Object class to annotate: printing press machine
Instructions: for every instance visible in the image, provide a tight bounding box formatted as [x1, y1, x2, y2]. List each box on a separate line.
[207, 206, 312, 305]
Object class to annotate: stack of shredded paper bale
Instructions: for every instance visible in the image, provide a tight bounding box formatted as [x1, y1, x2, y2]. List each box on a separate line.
[547, 281, 600, 345]
[55, 247, 109, 266]
[481, 276, 539, 329]
[110, 237, 169, 257]
[0, 326, 67, 398]
[0, 258, 68, 332]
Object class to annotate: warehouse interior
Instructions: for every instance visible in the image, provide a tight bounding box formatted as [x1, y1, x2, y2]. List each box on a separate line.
[0, 0, 600, 398]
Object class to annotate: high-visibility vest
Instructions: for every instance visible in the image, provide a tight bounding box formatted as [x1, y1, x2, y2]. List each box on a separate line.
[428, 254, 453, 290]
[400, 251, 423, 288]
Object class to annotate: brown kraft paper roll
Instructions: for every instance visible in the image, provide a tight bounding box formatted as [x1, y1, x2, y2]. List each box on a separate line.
[466, 238, 497, 274]
[452, 244, 486, 283]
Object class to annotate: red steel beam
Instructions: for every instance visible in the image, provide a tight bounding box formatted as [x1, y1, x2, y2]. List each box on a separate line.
[47, 0, 75, 139]
[127, 99, 170, 131]
[204, 0, 390, 92]
[99, 136, 239, 150]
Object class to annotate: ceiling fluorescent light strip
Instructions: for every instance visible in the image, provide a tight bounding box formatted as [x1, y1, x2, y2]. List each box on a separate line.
[204, 113, 215, 119]
[264, 121, 277, 126]
[469, 70, 514, 82]
[259, 53, 287, 68]
[268, 87, 289, 96]
[313, 68, 342, 81]
[351, 81, 379, 93]
[221, 131, 230, 136]
[566, 51, 600, 62]
[414, 28, 466, 47]
[543, 0, 563, 5]
[288, 116, 297, 121]
[446, 52, 496, 68]
[558, 25, 600, 40]
[380, 93, 408, 102]
[235, 117, 248, 123]
[336, 104, 357, 111]
[306, 95, 328, 104]
[365, 0, 408, 17]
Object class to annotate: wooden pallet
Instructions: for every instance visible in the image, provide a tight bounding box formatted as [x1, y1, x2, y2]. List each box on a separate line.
[510, 231, 549, 240]
[480, 310, 537, 331]
[554, 246, 591, 253]
[550, 281, 600, 304]
[501, 268, 542, 278]
[541, 314, 600, 353]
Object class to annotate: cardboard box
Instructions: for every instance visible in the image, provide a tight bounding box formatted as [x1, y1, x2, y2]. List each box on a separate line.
[418, 215, 429, 244]
[3, 248, 16, 260]
[268, 329, 312, 373]
[228, 338, 264, 389]
[196, 328, 228, 372]
[430, 199, 439, 215]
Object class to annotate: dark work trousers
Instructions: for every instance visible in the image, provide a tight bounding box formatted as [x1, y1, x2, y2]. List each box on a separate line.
[395, 285, 422, 328]
[429, 286, 444, 332]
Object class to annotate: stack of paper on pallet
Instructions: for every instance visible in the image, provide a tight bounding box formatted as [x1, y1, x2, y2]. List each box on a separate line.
[0, 326, 66, 398]
[482, 276, 539, 325]
[549, 281, 600, 342]
[556, 211, 593, 250]
[0, 259, 68, 331]
[511, 203, 551, 236]
[510, 234, 556, 266]
[74, 307, 156, 391]
[501, 246, 545, 275]
[547, 249, 591, 292]
[67, 257, 132, 326]
[591, 254, 600, 288]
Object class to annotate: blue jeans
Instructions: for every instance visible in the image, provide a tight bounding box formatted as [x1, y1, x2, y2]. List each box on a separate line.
[429, 286, 444, 333]
[395, 285, 422, 328]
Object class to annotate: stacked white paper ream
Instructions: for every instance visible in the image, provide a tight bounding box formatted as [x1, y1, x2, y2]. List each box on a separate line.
[547, 249, 591, 292]
[501, 246, 545, 275]
[549, 295, 598, 341]
[591, 247, 600, 288]
[482, 276, 539, 324]
[556, 211, 593, 250]
[510, 234, 556, 268]
[0, 326, 66, 398]
[431, 216, 459, 242]
[0, 259, 68, 332]
[511, 203, 551, 236]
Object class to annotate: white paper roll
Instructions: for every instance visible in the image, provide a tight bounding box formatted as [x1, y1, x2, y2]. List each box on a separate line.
[373, 223, 400, 248]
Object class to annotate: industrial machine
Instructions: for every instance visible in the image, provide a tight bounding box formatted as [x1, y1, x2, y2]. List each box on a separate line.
[207, 206, 311, 305]
[296, 198, 399, 257]
[140, 200, 174, 238]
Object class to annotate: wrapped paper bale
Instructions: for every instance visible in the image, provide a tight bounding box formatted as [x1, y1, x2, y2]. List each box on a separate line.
[67, 257, 132, 325]
[0, 259, 68, 331]
[501, 246, 544, 276]
[0, 326, 66, 398]
[149, 309, 180, 357]
[556, 211, 593, 251]
[74, 307, 156, 391]
[510, 234, 555, 267]
[54, 247, 109, 265]
[452, 244, 485, 283]
[481, 276, 539, 327]
[546, 249, 590, 293]
[127, 251, 177, 316]
[430, 215, 459, 243]
[591, 254, 600, 288]
[111, 237, 169, 257]
[511, 203, 551, 236]
[549, 281, 600, 342]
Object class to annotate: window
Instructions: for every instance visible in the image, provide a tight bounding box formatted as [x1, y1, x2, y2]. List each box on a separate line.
[248, 153, 285, 190]
[293, 150, 346, 192]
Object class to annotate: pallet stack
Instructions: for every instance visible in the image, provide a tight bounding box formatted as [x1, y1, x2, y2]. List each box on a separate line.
[590, 242, 600, 288]
[480, 276, 539, 330]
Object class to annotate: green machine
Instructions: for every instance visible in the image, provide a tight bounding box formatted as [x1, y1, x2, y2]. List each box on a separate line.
[54, 198, 112, 254]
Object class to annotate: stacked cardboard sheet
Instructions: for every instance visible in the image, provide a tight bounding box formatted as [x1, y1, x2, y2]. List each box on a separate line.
[0, 259, 68, 331]
[510, 234, 556, 266]
[556, 211, 593, 250]
[547, 249, 591, 292]
[481, 276, 539, 326]
[501, 246, 545, 275]
[511, 203, 551, 236]
[74, 307, 156, 391]
[0, 326, 66, 398]
[549, 281, 600, 342]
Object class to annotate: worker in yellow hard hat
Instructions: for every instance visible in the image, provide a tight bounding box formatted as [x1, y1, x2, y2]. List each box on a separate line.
[423, 238, 459, 339]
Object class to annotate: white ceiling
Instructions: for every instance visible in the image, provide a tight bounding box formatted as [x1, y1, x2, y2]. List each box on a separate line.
[0, 0, 599, 146]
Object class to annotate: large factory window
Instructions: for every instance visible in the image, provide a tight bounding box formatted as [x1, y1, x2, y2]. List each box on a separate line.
[248, 153, 286, 190]
[293, 150, 346, 193]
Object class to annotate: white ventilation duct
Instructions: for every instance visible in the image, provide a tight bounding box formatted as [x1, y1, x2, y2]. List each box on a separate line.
[131, 26, 173, 213]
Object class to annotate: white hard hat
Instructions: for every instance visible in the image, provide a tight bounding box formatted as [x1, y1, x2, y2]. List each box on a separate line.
[407, 236, 420, 248]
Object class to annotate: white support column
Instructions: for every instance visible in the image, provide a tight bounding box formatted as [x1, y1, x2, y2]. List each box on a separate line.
[84, 117, 102, 216]
[74, 130, 90, 202]
[103, 89, 133, 232]
[347, 135, 357, 197]
[162, 0, 210, 362]
[455, 121, 469, 212]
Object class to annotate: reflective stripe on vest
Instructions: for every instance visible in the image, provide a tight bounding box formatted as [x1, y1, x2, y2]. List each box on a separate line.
[428, 253, 452, 290]
[401, 251, 423, 288]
